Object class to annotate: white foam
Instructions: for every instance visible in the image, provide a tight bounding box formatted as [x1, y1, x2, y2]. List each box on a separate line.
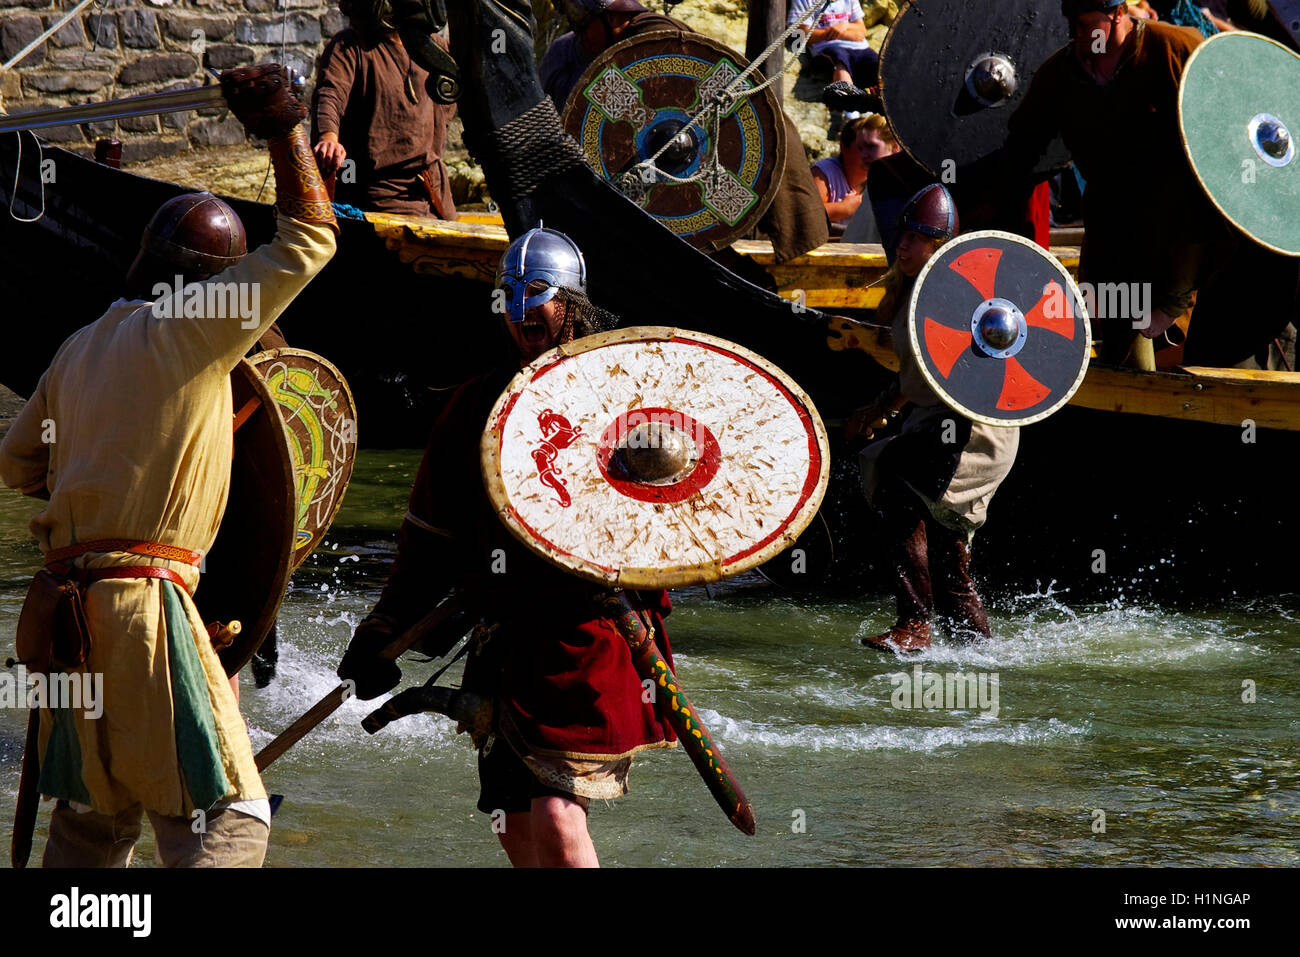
[696, 707, 1087, 754]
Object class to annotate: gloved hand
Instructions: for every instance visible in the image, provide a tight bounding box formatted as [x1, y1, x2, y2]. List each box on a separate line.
[220, 64, 306, 141]
[338, 616, 402, 700]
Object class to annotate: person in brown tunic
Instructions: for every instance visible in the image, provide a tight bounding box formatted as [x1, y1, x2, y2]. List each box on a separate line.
[311, 0, 457, 218]
[540, 0, 829, 261]
[985, 1, 1265, 368]
[847, 186, 1018, 653]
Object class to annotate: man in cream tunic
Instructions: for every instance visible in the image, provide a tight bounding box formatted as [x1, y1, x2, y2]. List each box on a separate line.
[0, 65, 337, 867]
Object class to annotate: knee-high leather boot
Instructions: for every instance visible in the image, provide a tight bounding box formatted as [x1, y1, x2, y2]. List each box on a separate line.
[862, 508, 933, 653]
[929, 525, 991, 642]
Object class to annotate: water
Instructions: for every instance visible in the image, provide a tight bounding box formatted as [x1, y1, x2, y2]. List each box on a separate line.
[1, 451, 1297, 867]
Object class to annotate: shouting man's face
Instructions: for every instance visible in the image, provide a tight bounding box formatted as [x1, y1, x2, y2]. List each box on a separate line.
[507, 282, 569, 365]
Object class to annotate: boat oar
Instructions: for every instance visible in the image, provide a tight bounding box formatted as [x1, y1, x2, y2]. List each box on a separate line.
[597, 592, 756, 836]
[254, 593, 463, 772]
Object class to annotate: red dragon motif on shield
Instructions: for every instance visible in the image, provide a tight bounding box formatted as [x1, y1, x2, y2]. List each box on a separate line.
[532, 409, 583, 507]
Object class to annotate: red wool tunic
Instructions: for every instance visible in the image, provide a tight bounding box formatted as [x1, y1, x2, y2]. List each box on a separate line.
[376, 369, 677, 759]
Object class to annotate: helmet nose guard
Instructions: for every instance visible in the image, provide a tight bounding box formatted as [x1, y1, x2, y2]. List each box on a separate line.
[495, 226, 588, 323]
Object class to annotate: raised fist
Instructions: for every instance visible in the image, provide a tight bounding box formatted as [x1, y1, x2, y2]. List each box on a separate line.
[220, 63, 306, 142]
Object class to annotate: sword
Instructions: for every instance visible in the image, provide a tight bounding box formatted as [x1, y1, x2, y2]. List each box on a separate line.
[10, 711, 41, 868]
[0, 69, 307, 136]
[0, 84, 228, 135]
[254, 593, 465, 772]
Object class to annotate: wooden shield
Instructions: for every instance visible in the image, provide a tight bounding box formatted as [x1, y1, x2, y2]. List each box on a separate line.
[481, 327, 830, 589]
[1180, 31, 1300, 257]
[561, 30, 786, 252]
[908, 230, 1091, 427]
[879, 0, 1070, 176]
[248, 349, 359, 569]
[1270, 1, 1300, 49]
[196, 359, 296, 677]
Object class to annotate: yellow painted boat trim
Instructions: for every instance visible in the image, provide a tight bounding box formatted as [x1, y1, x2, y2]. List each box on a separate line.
[826, 317, 1300, 431]
[362, 212, 1081, 312]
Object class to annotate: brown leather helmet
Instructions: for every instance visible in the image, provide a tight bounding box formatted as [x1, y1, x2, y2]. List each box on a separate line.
[899, 184, 959, 243]
[132, 191, 248, 279]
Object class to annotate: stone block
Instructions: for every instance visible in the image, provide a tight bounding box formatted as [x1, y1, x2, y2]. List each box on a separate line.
[84, 13, 118, 48]
[22, 69, 113, 92]
[117, 51, 198, 84]
[202, 41, 252, 70]
[321, 9, 344, 36]
[162, 13, 235, 44]
[120, 9, 159, 48]
[120, 112, 160, 133]
[51, 50, 116, 70]
[189, 114, 246, 147]
[233, 13, 319, 45]
[2, 15, 46, 68]
[44, 13, 84, 47]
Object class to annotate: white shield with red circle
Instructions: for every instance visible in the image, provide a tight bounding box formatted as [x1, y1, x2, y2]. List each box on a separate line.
[482, 327, 830, 588]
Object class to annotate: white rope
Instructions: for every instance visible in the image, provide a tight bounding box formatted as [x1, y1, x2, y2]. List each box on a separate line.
[7, 131, 47, 223]
[625, 0, 834, 193]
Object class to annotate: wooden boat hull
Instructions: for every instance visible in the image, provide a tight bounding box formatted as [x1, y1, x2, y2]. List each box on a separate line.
[2, 141, 1298, 593]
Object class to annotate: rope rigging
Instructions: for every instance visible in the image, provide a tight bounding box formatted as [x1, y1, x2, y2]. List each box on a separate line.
[619, 0, 835, 196]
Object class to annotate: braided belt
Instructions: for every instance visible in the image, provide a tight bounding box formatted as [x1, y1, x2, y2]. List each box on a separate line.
[43, 539, 201, 596]
[44, 539, 202, 566]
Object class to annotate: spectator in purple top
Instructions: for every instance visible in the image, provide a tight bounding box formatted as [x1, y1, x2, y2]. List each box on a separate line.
[812, 113, 899, 226]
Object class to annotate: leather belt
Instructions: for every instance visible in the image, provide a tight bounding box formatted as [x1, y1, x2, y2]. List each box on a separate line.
[83, 566, 191, 596]
[45, 539, 202, 567]
[42, 563, 192, 597]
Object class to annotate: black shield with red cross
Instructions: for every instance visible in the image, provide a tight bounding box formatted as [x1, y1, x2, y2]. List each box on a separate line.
[907, 230, 1091, 426]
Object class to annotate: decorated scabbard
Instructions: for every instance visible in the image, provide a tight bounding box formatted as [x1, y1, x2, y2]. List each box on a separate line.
[599, 592, 756, 836]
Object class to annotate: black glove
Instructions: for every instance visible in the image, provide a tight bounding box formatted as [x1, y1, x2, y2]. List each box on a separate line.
[337, 616, 402, 700]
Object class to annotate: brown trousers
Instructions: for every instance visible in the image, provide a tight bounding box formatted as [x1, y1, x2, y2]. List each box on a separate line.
[43, 801, 268, 868]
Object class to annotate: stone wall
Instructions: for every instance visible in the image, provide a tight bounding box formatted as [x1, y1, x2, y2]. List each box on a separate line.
[0, 0, 345, 163]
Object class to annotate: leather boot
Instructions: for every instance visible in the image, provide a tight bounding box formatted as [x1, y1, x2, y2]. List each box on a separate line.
[929, 525, 991, 642]
[863, 513, 933, 653]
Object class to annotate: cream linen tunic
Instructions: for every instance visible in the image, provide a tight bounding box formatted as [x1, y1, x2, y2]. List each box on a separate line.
[0, 217, 336, 816]
[859, 277, 1020, 534]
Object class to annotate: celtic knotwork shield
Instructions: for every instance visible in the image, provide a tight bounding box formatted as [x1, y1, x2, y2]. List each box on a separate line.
[879, 0, 1070, 177]
[561, 30, 786, 251]
[197, 359, 296, 677]
[1180, 31, 1300, 256]
[248, 348, 359, 569]
[481, 327, 830, 588]
[908, 230, 1091, 427]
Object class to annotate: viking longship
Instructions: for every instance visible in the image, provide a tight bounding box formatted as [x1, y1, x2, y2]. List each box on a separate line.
[1, 0, 1298, 594]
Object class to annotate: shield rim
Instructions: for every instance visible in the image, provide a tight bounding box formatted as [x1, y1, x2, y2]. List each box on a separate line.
[878, 0, 1072, 178]
[1179, 30, 1300, 258]
[480, 325, 831, 589]
[247, 347, 359, 571]
[907, 229, 1092, 428]
[560, 29, 786, 252]
[211, 359, 296, 677]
